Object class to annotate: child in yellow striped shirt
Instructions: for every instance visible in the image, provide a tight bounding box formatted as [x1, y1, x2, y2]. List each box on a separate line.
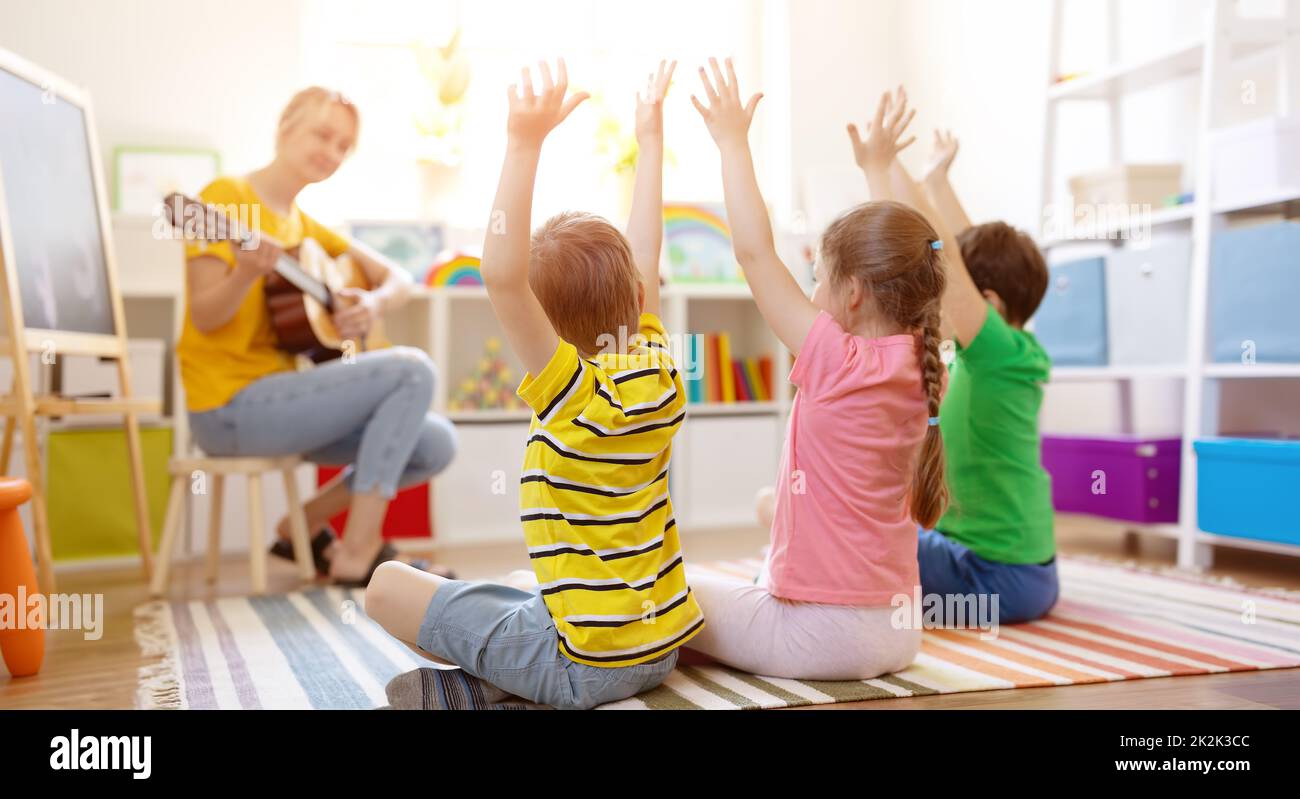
[366, 59, 702, 709]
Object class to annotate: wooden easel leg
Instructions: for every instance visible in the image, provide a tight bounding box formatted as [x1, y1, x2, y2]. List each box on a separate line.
[1, 415, 14, 474]
[122, 411, 154, 580]
[205, 473, 225, 584]
[18, 412, 56, 593]
[281, 465, 316, 582]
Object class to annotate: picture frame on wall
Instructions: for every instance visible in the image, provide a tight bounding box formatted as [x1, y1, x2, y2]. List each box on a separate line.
[348, 221, 445, 282]
[113, 146, 221, 215]
[663, 202, 744, 284]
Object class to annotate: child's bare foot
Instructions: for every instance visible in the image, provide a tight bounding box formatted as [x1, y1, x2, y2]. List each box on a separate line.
[503, 569, 538, 591]
[755, 485, 775, 530]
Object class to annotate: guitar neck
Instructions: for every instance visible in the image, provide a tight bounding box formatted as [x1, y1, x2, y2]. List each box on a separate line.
[268, 248, 333, 309]
[164, 194, 335, 309]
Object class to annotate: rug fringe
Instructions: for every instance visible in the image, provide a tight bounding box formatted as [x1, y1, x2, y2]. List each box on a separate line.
[133, 600, 183, 710]
[1063, 553, 1300, 602]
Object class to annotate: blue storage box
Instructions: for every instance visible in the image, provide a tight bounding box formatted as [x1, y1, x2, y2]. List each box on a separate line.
[1106, 238, 1191, 366]
[1033, 256, 1109, 366]
[1210, 221, 1300, 363]
[1194, 438, 1300, 546]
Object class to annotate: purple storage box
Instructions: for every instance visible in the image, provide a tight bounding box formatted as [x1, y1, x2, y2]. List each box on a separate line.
[1041, 435, 1182, 523]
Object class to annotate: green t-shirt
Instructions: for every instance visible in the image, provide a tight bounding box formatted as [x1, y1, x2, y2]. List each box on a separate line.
[937, 304, 1055, 564]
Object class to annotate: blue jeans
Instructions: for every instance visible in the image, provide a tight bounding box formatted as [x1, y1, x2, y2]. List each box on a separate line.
[917, 528, 1059, 625]
[189, 347, 457, 499]
[418, 580, 678, 710]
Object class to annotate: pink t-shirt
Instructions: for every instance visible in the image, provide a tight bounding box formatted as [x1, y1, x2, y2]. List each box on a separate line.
[765, 312, 930, 606]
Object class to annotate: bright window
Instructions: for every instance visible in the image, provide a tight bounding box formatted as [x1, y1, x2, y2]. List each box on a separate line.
[297, 0, 763, 232]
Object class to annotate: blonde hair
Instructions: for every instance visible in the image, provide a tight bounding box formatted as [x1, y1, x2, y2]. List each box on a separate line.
[528, 212, 642, 358]
[276, 86, 360, 153]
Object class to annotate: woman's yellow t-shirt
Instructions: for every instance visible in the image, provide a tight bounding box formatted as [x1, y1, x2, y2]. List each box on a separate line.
[177, 176, 350, 412]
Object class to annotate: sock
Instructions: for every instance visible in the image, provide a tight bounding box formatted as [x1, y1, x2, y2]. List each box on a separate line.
[383, 668, 550, 710]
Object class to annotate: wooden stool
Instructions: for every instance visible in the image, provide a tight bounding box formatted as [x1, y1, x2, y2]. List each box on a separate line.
[149, 456, 315, 597]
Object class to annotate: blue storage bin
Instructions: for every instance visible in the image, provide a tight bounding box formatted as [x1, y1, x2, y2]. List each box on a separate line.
[1210, 221, 1300, 363]
[1194, 438, 1300, 546]
[1033, 256, 1108, 366]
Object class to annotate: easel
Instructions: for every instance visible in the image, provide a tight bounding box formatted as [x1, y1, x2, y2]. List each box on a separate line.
[0, 48, 159, 593]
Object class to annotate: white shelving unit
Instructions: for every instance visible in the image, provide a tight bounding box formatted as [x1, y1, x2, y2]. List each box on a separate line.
[107, 201, 791, 558]
[423, 282, 791, 548]
[1039, 0, 1300, 569]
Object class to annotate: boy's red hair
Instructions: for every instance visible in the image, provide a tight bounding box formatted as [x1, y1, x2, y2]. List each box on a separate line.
[529, 212, 642, 356]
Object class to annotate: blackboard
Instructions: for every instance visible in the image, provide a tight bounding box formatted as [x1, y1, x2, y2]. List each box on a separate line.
[0, 64, 115, 336]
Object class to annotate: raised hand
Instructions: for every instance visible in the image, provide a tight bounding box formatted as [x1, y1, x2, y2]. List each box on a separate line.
[847, 86, 917, 173]
[691, 57, 763, 149]
[506, 58, 590, 147]
[635, 59, 676, 142]
[923, 129, 960, 184]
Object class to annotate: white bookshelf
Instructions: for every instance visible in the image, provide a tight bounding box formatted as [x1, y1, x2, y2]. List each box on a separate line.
[1039, 0, 1300, 568]
[425, 282, 791, 547]
[106, 207, 790, 557]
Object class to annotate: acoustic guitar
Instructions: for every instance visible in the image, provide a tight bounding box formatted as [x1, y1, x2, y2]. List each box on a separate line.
[163, 193, 391, 362]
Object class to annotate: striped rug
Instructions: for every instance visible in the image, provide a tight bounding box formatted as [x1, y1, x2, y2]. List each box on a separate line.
[134, 556, 1300, 710]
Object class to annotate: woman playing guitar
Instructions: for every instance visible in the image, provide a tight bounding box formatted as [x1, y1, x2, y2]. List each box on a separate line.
[178, 87, 456, 586]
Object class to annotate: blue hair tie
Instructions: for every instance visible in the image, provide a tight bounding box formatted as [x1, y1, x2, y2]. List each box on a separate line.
[928, 416, 941, 427]
[931, 240, 944, 251]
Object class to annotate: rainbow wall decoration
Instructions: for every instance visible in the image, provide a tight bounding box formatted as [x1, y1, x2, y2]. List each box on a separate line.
[664, 203, 743, 284]
[424, 251, 484, 287]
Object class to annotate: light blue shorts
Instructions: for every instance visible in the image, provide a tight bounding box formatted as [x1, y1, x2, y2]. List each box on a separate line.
[416, 580, 678, 710]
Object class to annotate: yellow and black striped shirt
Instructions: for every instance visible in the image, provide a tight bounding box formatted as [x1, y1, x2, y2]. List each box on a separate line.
[516, 313, 703, 667]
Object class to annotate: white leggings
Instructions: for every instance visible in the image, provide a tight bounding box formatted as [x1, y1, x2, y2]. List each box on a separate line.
[683, 566, 922, 681]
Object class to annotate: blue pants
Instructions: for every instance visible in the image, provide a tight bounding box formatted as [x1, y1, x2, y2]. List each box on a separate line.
[189, 347, 457, 499]
[917, 528, 1059, 625]
[418, 580, 678, 710]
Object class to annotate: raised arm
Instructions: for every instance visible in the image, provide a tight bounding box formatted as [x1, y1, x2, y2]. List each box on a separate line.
[848, 89, 986, 347]
[480, 59, 589, 376]
[920, 130, 973, 236]
[626, 59, 676, 319]
[692, 58, 818, 356]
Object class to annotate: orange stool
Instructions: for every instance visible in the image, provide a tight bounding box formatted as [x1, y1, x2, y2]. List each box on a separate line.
[0, 477, 43, 678]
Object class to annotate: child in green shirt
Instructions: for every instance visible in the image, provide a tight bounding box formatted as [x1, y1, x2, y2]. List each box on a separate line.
[850, 90, 1058, 624]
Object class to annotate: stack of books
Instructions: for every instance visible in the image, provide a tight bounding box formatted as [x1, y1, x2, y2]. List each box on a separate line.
[684, 332, 775, 404]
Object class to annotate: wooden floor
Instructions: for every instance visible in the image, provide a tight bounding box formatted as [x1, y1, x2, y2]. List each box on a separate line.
[2, 515, 1297, 710]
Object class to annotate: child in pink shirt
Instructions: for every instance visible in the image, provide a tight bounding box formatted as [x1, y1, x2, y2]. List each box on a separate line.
[686, 62, 948, 680]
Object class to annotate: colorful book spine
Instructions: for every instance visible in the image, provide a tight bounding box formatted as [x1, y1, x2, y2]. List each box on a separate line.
[738, 361, 759, 402]
[718, 333, 735, 402]
[706, 334, 722, 403]
[686, 334, 703, 403]
[758, 355, 774, 400]
[743, 358, 766, 401]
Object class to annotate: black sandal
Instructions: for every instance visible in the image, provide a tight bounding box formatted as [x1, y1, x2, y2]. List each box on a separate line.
[327, 543, 459, 587]
[330, 542, 400, 588]
[269, 528, 335, 576]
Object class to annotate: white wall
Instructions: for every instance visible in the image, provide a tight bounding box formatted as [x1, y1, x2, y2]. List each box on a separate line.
[0, 0, 313, 560]
[0, 0, 306, 183]
[877, 0, 1288, 437]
